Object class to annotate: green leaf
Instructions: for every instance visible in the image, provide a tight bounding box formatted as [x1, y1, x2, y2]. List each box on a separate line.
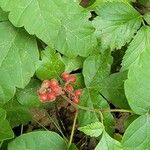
[95, 131, 122, 150]
[123, 26, 150, 114]
[123, 114, 139, 131]
[100, 71, 129, 108]
[36, 47, 65, 80]
[0, 0, 96, 57]
[0, 21, 39, 104]
[83, 51, 112, 89]
[16, 79, 41, 107]
[78, 89, 99, 126]
[78, 122, 104, 137]
[0, 108, 14, 141]
[93, 2, 141, 50]
[63, 56, 84, 72]
[78, 88, 115, 134]
[0, 7, 7, 21]
[122, 26, 150, 70]
[3, 98, 32, 128]
[8, 131, 67, 150]
[122, 114, 150, 150]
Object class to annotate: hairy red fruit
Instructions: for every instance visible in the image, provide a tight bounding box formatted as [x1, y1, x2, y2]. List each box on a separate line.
[75, 89, 82, 97]
[47, 92, 56, 101]
[38, 93, 48, 102]
[65, 85, 74, 93]
[69, 74, 76, 83]
[72, 96, 79, 104]
[49, 79, 58, 87]
[52, 86, 63, 96]
[41, 80, 51, 88]
[61, 72, 70, 81]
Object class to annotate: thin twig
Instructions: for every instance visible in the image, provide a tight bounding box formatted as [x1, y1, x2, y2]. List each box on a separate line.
[68, 111, 78, 149]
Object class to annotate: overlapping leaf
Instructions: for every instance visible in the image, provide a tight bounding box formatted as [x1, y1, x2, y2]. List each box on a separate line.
[36, 47, 65, 80]
[16, 79, 41, 107]
[3, 98, 32, 128]
[95, 131, 122, 150]
[93, 2, 141, 50]
[0, 21, 39, 104]
[122, 114, 150, 150]
[0, 0, 97, 57]
[100, 71, 129, 108]
[0, 108, 14, 141]
[83, 51, 112, 90]
[8, 131, 67, 150]
[122, 26, 150, 114]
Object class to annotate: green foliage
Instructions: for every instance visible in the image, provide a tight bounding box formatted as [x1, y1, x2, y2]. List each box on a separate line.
[0, 108, 14, 141]
[8, 131, 67, 150]
[122, 114, 150, 149]
[95, 131, 122, 150]
[93, 2, 141, 50]
[0, 0, 150, 149]
[78, 122, 104, 137]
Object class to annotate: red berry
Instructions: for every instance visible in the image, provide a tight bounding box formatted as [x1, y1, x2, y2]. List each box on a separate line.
[72, 96, 79, 104]
[75, 89, 82, 97]
[49, 79, 58, 87]
[61, 72, 70, 81]
[39, 93, 48, 102]
[47, 92, 56, 101]
[52, 86, 63, 96]
[69, 75, 76, 83]
[65, 85, 74, 93]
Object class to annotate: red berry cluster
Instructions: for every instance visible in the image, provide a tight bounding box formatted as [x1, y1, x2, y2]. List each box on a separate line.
[38, 72, 82, 104]
[38, 79, 63, 102]
[62, 72, 82, 104]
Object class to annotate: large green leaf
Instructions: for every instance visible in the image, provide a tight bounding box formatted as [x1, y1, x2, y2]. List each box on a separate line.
[8, 131, 67, 150]
[122, 114, 150, 150]
[0, 108, 14, 141]
[3, 98, 32, 128]
[95, 131, 122, 150]
[0, 0, 96, 57]
[122, 26, 150, 114]
[0, 21, 39, 104]
[93, 2, 141, 51]
[36, 47, 65, 80]
[83, 51, 112, 89]
[16, 79, 41, 107]
[78, 122, 104, 137]
[100, 71, 129, 108]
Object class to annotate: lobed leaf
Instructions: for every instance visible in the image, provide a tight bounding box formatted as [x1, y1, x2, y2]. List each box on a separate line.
[0, 0, 97, 57]
[78, 122, 104, 137]
[0, 21, 39, 104]
[93, 2, 141, 51]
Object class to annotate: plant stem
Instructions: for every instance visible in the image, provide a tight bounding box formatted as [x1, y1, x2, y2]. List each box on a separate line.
[103, 108, 133, 113]
[45, 112, 68, 142]
[33, 118, 49, 131]
[20, 124, 24, 135]
[68, 111, 78, 149]
[61, 95, 134, 115]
